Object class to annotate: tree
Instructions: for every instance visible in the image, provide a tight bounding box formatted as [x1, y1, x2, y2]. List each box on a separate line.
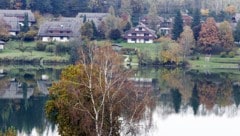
[171, 88, 182, 113]
[45, 43, 152, 136]
[218, 21, 235, 52]
[190, 83, 199, 115]
[0, 19, 10, 42]
[179, 26, 195, 61]
[160, 37, 182, 65]
[120, 0, 132, 16]
[172, 10, 183, 40]
[147, 4, 159, 30]
[198, 17, 221, 53]
[191, 9, 201, 41]
[0, 0, 10, 9]
[21, 0, 27, 9]
[81, 22, 93, 40]
[225, 5, 236, 15]
[234, 21, 240, 43]
[21, 13, 29, 32]
[50, 0, 64, 16]
[109, 29, 121, 41]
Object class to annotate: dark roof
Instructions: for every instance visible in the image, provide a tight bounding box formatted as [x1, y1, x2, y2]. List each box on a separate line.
[0, 41, 5, 44]
[76, 12, 109, 27]
[1, 16, 20, 32]
[0, 10, 35, 22]
[76, 12, 109, 19]
[124, 23, 157, 39]
[38, 20, 81, 37]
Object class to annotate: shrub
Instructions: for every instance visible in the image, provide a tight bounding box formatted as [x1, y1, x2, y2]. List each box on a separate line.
[220, 52, 227, 58]
[45, 45, 55, 53]
[228, 51, 235, 58]
[121, 48, 137, 55]
[55, 43, 70, 55]
[23, 30, 37, 41]
[35, 41, 47, 51]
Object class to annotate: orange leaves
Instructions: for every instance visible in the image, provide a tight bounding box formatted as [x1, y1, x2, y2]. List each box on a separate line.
[198, 17, 221, 53]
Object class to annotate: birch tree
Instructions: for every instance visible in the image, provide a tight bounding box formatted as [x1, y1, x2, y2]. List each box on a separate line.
[45, 42, 153, 136]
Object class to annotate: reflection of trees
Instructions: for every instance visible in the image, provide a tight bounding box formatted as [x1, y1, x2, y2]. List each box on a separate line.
[160, 68, 193, 103]
[171, 89, 182, 113]
[232, 84, 240, 107]
[0, 97, 49, 134]
[216, 80, 232, 107]
[198, 81, 218, 110]
[190, 83, 199, 115]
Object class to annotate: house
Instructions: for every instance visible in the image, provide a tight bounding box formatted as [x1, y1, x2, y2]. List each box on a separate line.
[0, 81, 34, 99]
[182, 14, 193, 26]
[124, 23, 157, 43]
[159, 18, 173, 36]
[0, 41, 5, 50]
[76, 12, 109, 27]
[38, 19, 81, 42]
[0, 10, 35, 26]
[1, 16, 21, 35]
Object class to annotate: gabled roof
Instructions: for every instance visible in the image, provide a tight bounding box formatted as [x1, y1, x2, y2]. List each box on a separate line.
[38, 20, 81, 37]
[76, 12, 109, 19]
[76, 12, 110, 27]
[124, 23, 157, 39]
[1, 16, 20, 32]
[0, 10, 35, 22]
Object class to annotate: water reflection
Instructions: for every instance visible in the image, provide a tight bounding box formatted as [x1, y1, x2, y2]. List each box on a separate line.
[134, 67, 240, 136]
[0, 66, 62, 135]
[1, 66, 240, 135]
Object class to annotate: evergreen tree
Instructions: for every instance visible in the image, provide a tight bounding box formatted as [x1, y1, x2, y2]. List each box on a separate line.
[83, 15, 87, 23]
[172, 10, 183, 40]
[190, 83, 199, 115]
[91, 21, 99, 40]
[171, 88, 182, 113]
[21, 0, 27, 9]
[22, 13, 29, 32]
[51, 0, 64, 16]
[191, 9, 201, 41]
[0, 0, 10, 9]
[234, 21, 240, 43]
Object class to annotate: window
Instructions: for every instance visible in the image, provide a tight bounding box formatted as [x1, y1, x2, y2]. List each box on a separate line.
[132, 33, 136, 36]
[139, 27, 142, 31]
[144, 33, 149, 36]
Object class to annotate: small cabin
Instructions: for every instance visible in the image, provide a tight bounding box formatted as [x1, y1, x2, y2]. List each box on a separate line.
[0, 41, 5, 50]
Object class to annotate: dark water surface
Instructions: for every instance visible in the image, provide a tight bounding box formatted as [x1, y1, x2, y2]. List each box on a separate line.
[1, 66, 240, 136]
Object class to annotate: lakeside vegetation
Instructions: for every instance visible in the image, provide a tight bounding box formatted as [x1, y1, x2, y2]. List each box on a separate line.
[0, 41, 70, 65]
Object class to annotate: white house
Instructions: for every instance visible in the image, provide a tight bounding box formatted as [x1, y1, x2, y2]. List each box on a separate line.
[0, 40, 5, 50]
[38, 19, 81, 42]
[124, 23, 157, 43]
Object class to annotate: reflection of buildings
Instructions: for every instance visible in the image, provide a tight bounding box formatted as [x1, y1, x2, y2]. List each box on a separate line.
[0, 81, 34, 99]
[37, 80, 51, 95]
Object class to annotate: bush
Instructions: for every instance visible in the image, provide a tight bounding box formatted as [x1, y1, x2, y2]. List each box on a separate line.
[35, 41, 47, 51]
[121, 48, 137, 55]
[23, 30, 37, 41]
[45, 45, 55, 53]
[228, 51, 235, 58]
[220, 52, 227, 58]
[55, 43, 70, 55]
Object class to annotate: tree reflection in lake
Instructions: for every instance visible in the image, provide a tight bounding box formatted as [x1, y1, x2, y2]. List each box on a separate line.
[0, 66, 62, 135]
[1, 66, 240, 136]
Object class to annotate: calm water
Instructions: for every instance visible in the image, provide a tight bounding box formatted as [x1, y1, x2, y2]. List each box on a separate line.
[1, 66, 240, 136]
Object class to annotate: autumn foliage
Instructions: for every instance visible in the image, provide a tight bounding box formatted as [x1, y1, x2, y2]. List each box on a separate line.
[198, 18, 221, 53]
[45, 43, 153, 136]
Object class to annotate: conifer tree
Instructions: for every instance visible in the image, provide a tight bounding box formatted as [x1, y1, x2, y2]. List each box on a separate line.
[172, 10, 183, 40]
[191, 9, 201, 41]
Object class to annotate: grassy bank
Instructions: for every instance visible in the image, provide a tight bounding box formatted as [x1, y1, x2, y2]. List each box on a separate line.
[0, 41, 70, 64]
[189, 55, 240, 70]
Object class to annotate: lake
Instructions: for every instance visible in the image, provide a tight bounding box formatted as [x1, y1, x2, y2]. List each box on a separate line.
[1, 66, 240, 136]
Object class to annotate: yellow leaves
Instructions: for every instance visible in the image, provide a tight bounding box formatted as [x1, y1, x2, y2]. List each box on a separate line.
[201, 9, 209, 16]
[225, 5, 236, 15]
[160, 41, 182, 64]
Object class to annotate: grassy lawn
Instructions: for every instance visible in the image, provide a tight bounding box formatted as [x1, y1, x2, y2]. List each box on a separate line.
[189, 55, 240, 69]
[0, 40, 69, 63]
